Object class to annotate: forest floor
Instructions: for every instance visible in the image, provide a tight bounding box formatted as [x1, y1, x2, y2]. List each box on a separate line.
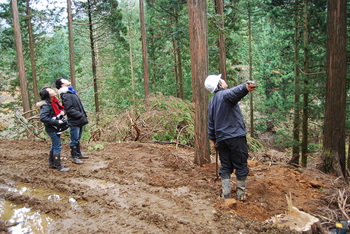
[0, 138, 349, 233]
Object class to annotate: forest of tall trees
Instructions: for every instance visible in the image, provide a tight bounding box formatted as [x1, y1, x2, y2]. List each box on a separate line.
[0, 0, 348, 176]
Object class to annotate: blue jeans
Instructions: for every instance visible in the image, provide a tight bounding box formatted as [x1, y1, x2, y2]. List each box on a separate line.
[70, 126, 83, 146]
[47, 132, 62, 154]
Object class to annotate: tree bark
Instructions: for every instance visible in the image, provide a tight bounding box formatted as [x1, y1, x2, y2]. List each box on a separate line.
[347, 136, 350, 173]
[319, 0, 347, 178]
[172, 37, 179, 97]
[26, 0, 39, 105]
[176, 45, 184, 100]
[87, 0, 100, 123]
[188, 0, 211, 166]
[127, 21, 136, 109]
[171, 12, 184, 100]
[139, 0, 150, 103]
[67, 0, 76, 88]
[301, 0, 309, 167]
[12, 0, 30, 125]
[214, 0, 226, 80]
[247, 0, 254, 138]
[291, 0, 301, 165]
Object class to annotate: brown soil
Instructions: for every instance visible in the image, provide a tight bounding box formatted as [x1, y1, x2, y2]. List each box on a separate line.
[0, 138, 348, 233]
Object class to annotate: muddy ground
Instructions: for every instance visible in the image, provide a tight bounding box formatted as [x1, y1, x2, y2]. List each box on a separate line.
[0, 138, 349, 233]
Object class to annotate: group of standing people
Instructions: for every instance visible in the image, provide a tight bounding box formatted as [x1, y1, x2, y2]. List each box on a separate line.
[37, 78, 89, 172]
[37, 73, 254, 201]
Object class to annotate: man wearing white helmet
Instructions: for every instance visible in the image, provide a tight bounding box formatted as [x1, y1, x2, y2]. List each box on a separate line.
[205, 74, 256, 201]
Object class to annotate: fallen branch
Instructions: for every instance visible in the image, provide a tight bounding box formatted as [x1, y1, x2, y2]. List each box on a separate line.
[127, 112, 140, 141]
[140, 140, 193, 149]
[176, 125, 190, 151]
[14, 111, 45, 140]
[337, 189, 349, 220]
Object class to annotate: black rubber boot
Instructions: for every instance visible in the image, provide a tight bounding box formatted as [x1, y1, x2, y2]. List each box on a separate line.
[76, 142, 89, 159]
[49, 150, 55, 169]
[70, 145, 84, 164]
[53, 153, 70, 172]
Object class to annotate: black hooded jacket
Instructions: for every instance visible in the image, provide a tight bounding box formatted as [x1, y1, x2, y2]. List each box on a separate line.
[58, 87, 88, 127]
[36, 100, 62, 132]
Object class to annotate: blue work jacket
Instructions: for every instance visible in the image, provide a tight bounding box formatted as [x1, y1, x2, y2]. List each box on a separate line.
[208, 84, 249, 143]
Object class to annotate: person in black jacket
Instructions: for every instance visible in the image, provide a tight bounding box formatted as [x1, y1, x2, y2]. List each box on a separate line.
[205, 74, 256, 201]
[56, 78, 89, 164]
[36, 87, 69, 172]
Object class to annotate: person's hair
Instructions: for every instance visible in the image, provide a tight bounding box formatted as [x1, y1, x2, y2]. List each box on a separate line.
[55, 78, 63, 89]
[216, 80, 222, 91]
[39, 87, 52, 102]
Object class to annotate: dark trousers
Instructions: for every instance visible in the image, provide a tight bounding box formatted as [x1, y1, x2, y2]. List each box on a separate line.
[217, 136, 249, 181]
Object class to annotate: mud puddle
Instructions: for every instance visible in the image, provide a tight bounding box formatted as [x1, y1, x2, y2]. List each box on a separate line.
[0, 183, 72, 233]
[0, 199, 55, 233]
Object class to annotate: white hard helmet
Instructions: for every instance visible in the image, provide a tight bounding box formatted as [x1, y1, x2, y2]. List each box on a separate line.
[205, 74, 222, 93]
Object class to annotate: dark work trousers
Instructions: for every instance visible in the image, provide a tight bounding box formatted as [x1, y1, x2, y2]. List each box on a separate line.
[217, 136, 249, 181]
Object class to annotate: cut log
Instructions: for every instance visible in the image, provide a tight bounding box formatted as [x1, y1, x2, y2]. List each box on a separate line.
[269, 193, 323, 233]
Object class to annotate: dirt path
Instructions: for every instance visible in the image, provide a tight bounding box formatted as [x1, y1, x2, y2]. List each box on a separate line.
[0, 139, 346, 233]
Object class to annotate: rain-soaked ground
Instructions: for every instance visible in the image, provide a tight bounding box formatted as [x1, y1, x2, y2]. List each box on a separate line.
[0, 183, 57, 233]
[0, 138, 348, 233]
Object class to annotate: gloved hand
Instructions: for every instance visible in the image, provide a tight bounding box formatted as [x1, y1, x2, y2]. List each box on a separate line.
[246, 80, 256, 91]
[212, 141, 218, 150]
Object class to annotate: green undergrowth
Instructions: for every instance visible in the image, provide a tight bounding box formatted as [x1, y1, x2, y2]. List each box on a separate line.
[87, 93, 196, 147]
[86, 93, 264, 151]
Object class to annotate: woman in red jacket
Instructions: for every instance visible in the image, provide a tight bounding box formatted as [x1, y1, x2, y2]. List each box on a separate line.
[36, 87, 69, 172]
